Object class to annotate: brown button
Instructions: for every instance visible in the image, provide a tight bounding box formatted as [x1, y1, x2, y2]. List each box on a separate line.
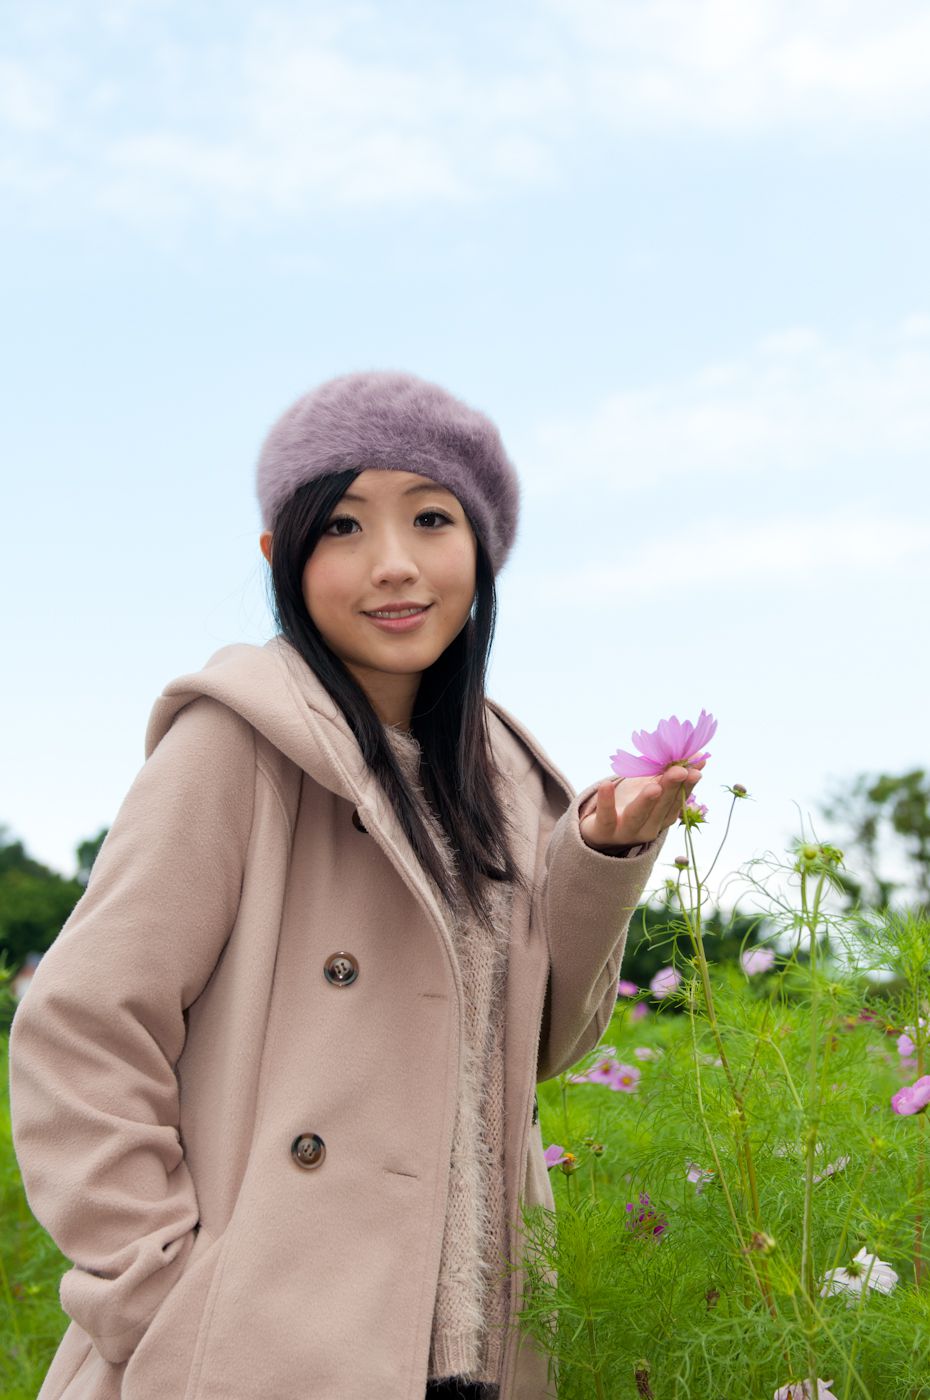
[291, 1133, 326, 1169]
[351, 808, 368, 833]
[323, 952, 359, 987]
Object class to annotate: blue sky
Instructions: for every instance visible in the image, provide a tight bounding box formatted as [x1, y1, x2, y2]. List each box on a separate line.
[3, 1, 928, 917]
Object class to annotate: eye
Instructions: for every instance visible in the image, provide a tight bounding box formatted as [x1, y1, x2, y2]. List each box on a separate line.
[323, 515, 359, 536]
[416, 510, 453, 528]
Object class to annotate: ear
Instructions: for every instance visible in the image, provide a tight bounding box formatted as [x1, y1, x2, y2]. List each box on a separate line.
[259, 530, 273, 564]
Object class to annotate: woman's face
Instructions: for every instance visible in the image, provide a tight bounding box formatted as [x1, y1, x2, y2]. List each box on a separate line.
[299, 468, 478, 728]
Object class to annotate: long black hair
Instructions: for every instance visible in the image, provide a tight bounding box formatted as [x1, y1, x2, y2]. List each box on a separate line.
[262, 467, 531, 934]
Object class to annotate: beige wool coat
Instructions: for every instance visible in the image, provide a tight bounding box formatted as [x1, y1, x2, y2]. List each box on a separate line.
[9, 634, 667, 1400]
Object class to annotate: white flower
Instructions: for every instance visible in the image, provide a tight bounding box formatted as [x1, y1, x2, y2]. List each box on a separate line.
[819, 1247, 899, 1305]
[685, 1161, 715, 1194]
[812, 1154, 850, 1185]
[773, 1380, 838, 1399]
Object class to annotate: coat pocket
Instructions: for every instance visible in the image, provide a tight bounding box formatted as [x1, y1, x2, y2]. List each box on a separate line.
[120, 1224, 228, 1400]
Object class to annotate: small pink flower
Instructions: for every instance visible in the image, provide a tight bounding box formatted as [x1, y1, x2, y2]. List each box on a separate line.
[650, 966, 682, 998]
[624, 1191, 667, 1240]
[617, 979, 639, 997]
[544, 1144, 568, 1168]
[611, 1063, 642, 1093]
[680, 793, 709, 827]
[633, 1045, 662, 1061]
[741, 946, 776, 976]
[891, 1074, 930, 1116]
[587, 1055, 622, 1085]
[630, 1001, 651, 1021]
[610, 710, 717, 778]
[897, 1033, 916, 1057]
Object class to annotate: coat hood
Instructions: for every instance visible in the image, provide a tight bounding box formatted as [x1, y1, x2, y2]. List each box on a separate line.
[144, 634, 577, 812]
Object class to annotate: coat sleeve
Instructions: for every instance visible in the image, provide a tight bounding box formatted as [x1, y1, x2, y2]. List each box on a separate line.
[533, 775, 668, 1083]
[7, 695, 256, 1365]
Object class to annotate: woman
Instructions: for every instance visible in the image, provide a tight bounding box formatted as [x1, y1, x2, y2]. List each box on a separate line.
[9, 370, 704, 1399]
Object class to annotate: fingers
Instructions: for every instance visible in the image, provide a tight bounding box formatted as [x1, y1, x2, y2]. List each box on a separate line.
[597, 780, 619, 836]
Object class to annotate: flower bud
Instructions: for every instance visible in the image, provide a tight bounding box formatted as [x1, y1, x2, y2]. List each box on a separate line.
[674, 855, 689, 869]
[742, 1230, 777, 1256]
[730, 784, 748, 797]
[634, 1360, 655, 1399]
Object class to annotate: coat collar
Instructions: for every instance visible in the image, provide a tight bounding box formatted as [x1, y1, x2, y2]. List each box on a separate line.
[144, 634, 576, 811]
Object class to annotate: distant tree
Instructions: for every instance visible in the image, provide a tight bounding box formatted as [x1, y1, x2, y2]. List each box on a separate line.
[0, 825, 88, 971]
[619, 878, 772, 1004]
[76, 827, 109, 887]
[820, 769, 930, 912]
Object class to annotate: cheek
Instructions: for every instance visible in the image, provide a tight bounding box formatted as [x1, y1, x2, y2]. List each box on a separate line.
[301, 556, 341, 620]
[440, 534, 477, 596]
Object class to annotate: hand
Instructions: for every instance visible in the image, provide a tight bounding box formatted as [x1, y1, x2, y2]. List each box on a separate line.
[579, 760, 706, 852]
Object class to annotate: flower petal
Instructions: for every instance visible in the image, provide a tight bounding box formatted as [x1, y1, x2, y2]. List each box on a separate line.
[610, 750, 665, 777]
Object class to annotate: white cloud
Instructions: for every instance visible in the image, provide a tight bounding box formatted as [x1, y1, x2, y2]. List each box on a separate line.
[0, 58, 60, 131]
[1, 2, 929, 226]
[518, 510, 930, 604]
[519, 316, 930, 495]
[548, 0, 930, 131]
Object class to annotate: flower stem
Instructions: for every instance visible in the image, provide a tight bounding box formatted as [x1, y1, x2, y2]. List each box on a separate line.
[585, 1310, 607, 1400]
[800, 870, 827, 1311]
[677, 794, 776, 1314]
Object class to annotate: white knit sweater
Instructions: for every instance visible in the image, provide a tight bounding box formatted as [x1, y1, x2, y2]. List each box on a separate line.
[384, 725, 512, 1392]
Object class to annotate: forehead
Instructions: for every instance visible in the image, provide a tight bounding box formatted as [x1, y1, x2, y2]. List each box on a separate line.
[343, 468, 458, 501]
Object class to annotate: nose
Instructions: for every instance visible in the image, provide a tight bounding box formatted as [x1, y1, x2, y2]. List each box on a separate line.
[368, 525, 421, 588]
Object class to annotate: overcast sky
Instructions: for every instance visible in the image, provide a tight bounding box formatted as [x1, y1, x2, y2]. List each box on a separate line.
[3, 1, 928, 921]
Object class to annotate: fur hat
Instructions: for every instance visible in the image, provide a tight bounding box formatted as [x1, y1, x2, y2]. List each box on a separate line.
[255, 370, 520, 575]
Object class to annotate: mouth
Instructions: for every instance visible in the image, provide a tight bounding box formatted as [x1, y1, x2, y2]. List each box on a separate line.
[362, 604, 433, 633]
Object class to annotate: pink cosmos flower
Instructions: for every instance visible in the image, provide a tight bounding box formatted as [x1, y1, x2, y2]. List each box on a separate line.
[630, 1001, 650, 1021]
[773, 1381, 839, 1400]
[611, 1064, 641, 1093]
[741, 946, 776, 976]
[610, 710, 717, 778]
[617, 979, 639, 997]
[544, 1144, 568, 1168]
[633, 1045, 662, 1061]
[897, 1033, 916, 1057]
[681, 793, 709, 827]
[624, 1191, 667, 1240]
[586, 1054, 622, 1085]
[650, 966, 682, 998]
[891, 1074, 930, 1115]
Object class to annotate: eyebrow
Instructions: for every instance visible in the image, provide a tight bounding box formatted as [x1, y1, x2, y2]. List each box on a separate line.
[339, 482, 456, 503]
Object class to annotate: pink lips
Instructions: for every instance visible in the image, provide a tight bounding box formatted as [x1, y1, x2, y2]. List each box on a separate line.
[363, 605, 432, 634]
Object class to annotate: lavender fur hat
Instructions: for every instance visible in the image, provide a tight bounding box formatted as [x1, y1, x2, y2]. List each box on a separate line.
[255, 370, 521, 575]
